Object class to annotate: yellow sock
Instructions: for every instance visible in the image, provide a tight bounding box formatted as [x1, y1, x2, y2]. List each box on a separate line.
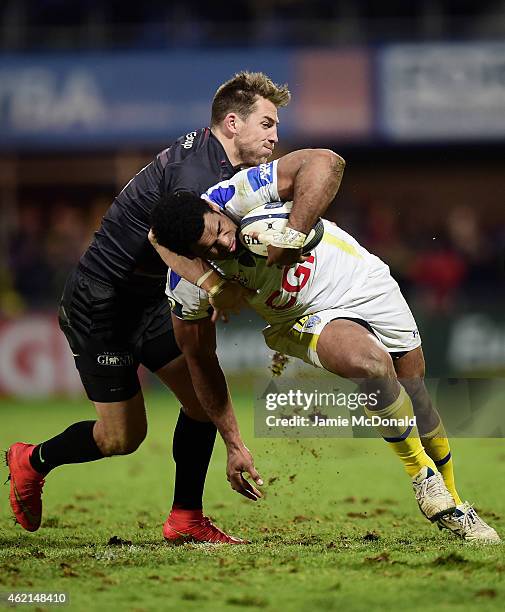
[421, 421, 462, 505]
[365, 386, 437, 478]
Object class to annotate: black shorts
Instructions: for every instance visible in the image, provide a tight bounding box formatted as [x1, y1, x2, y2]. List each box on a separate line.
[58, 266, 181, 403]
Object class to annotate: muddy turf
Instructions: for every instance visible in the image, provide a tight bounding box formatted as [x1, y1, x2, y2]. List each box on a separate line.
[1, 386, 504, 611]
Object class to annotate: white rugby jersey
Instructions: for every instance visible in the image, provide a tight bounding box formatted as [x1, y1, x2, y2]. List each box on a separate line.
[166, 160, 389, 325]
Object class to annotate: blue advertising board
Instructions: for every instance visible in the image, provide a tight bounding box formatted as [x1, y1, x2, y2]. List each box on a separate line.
[3, 43, 503, 149]
[0, 51, 295, 150]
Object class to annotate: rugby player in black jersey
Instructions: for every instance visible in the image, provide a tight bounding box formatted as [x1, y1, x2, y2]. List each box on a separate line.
[7, 72, 290, 544]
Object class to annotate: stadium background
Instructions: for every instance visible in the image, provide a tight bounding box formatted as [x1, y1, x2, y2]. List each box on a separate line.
[1, 4, 504, 611]
[0, 0, 505, 396]
[0, 0, 504, 395]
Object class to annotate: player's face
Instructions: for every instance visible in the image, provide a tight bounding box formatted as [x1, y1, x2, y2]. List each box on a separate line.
[192, 210, 239, 260]
[234, 97, 279, 166]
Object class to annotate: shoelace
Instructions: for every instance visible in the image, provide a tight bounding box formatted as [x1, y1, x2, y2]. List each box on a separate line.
[416, 473, 446, 500]
[457, 504, 486, 533]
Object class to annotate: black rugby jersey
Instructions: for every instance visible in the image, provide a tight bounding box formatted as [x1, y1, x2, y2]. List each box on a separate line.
[80, 128, 235, 287]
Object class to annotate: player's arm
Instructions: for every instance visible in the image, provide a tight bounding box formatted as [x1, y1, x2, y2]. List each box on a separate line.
[149, 230, 250, 322]
[268, 149, 345, 266]
[148, 229, 222, 290]
[276, 148, 345, 233]
[207, 149, 345, 266]
[172, 314, 263, 500]
[152, 155, 255, 319]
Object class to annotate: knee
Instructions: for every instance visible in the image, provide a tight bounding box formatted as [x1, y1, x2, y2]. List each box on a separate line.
[99, 427, 147, 457]
[348, 348, 394, 380]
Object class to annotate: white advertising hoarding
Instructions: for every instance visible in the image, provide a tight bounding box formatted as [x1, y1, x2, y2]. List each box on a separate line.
[380, 43, 505, 140]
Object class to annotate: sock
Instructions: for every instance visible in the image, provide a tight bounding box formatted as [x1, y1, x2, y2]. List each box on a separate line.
[421, 420, 462, 505]
[29, 421, 104, 475]
[365, 386, 437, 478]
[172, 409, 217, 511]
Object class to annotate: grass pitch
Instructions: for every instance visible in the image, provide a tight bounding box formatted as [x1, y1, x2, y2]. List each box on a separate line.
[1, 385, 504, 611]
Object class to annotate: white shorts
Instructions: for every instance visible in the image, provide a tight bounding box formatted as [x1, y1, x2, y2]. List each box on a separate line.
[262, 267, 421, 369]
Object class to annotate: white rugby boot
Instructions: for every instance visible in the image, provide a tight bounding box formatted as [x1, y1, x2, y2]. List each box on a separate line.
[412, 466, 456, 521]
[438, 502, 501, 543]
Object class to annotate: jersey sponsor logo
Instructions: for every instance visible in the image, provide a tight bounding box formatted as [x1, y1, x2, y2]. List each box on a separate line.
[247, 162, 274, 192]
[96, 352, 133, 367]
[265, 256, 316, 311]
[182, 131, 197, 149]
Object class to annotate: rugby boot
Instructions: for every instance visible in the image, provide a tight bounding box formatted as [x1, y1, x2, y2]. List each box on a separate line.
[6, 443, 45, 532]
[412, 466, 456, 522]
[163, 509, 247, 544]
[438, 502, 501, 543]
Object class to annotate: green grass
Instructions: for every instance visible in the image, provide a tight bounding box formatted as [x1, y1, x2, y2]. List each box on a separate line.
[1, 387, 504, 612]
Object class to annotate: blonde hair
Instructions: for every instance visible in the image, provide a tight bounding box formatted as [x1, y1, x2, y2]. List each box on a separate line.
[211, 71, 291, 125]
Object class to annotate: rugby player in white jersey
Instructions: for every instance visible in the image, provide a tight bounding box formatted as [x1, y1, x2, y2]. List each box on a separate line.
[150, 150, 499, 543]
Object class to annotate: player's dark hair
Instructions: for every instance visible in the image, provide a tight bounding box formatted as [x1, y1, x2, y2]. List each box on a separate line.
[150, 192, 208, 257]
[211, 71, 291, 126]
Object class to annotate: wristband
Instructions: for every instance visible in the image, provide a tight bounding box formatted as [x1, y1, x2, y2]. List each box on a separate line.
[207, 278, 227, 299]
[196, 269, 215, 288]
[258, 227, 307, 250]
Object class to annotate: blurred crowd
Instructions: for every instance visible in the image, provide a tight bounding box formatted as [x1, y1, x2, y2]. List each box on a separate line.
[335, 197, 503, 314]
[1, 190, 502, 317]
[2, 196, 109, 314]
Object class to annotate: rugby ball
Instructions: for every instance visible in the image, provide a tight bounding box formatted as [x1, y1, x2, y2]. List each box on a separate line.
[239, 201, 324, 257]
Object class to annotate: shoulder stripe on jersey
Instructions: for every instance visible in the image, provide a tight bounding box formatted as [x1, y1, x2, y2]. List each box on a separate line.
[206, 184, 236, 209]
[322, 232, 363, 258]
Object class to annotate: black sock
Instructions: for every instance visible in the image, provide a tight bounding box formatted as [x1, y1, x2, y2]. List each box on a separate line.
[172, 410, 217, 510]
[29, 421, 104, 475]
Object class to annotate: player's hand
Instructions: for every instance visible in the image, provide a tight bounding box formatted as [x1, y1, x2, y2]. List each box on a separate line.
[147, 228, 157, 245]
[250, 229, 310, 267]
[226, 444, 263, 501]
[210, 281, 257, 323]
[265, 245, 310, 267]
